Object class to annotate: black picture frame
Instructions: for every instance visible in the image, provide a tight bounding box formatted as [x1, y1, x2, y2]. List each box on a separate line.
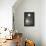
[24, 12, 35, 26]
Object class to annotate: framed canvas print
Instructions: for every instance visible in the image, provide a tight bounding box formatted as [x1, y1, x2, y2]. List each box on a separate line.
[24, 12, 35, 26]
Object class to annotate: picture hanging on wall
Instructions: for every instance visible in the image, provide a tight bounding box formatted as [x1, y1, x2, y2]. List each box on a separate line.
[24, 12, 35, 26]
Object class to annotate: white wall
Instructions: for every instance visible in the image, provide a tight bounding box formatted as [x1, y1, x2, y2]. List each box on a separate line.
[13, 0, 41, 46]
[41, 0, 46, 46]
[0, 0, 16, 30]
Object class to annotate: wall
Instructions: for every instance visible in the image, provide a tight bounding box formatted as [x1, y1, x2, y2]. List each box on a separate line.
[41, 0, 46, 46]
[13, 0, 41, 46]
[0, 0, 16, 30]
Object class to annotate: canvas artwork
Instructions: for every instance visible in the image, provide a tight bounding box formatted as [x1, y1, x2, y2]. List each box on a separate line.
[24, 12, 34, 26]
